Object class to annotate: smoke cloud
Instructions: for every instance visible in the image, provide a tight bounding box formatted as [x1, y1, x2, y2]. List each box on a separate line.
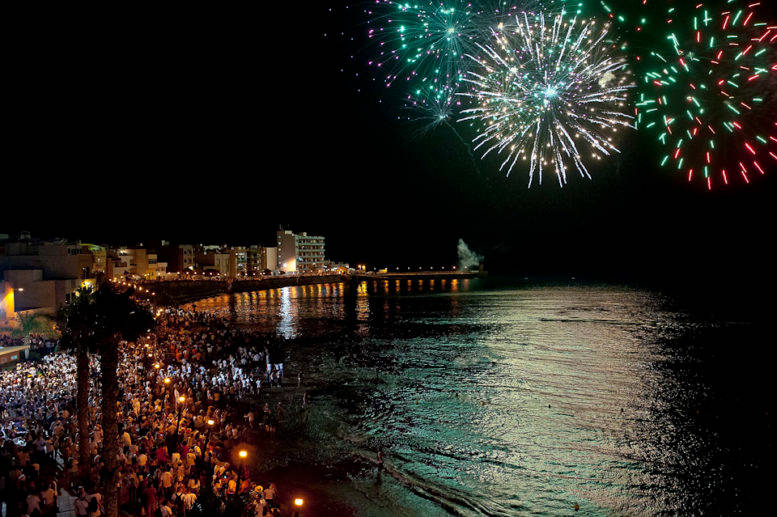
[457, 239, 483, 270]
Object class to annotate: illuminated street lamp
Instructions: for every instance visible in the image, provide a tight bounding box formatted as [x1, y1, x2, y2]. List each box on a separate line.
[203, 418, 216, 452]
[236, 449, 248, 496]
[294, 497, 305, 517]
[173, 395, 186, 448]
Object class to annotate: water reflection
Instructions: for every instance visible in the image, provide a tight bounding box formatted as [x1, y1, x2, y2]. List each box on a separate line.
[187, 283, 769, 515]
[186, 279, 479, 338]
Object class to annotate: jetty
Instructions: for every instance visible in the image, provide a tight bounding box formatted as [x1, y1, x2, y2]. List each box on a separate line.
[138, 271, 484, 305]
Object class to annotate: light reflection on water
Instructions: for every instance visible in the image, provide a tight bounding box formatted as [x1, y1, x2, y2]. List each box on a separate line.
[189, 281, 768, 515]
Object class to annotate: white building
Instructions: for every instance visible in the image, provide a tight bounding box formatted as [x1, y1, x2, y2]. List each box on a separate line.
[0, 238, 95, 314]
[277, 230, 326, 273]
[262, 246, 278, 272]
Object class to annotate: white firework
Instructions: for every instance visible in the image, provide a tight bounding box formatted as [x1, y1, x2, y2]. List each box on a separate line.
[459, 12, 635, 186]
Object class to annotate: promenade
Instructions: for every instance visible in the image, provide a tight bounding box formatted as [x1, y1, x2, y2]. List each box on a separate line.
[140, 271, 484, 306]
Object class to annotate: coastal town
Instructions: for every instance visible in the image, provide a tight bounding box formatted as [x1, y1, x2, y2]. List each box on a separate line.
[1, 229, 337, 516]
[1, 229, 480, 517]
[1, 228, 340, 324]
[1, 230, 474, 328]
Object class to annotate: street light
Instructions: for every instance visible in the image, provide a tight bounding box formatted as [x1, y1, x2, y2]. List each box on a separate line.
[203, 418, 216, 453]
[173, 396, 186, 448]
[294, 497, 305, 516]
[236, 449, 248, 496]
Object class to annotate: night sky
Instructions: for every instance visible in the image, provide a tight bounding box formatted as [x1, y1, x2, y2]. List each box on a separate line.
[5, 3, 776, 282]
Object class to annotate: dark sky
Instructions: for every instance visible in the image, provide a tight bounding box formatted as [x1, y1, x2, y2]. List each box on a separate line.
[5, 3, 776, 281]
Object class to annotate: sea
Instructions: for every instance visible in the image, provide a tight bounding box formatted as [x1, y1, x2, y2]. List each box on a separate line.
[190, 277, 772, 516]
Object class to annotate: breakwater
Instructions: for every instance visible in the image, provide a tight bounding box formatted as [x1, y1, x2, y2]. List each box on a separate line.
[144, 271, 484, 306]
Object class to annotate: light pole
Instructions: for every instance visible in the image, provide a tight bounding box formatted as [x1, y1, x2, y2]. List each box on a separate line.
[236, 449, 248, 498]
[293, 497, 305, 517]
[174, 395, 186, 447]
[203, 418, 215, 454]
[151, 362, 161, 391]
[163, 377, 172, 408]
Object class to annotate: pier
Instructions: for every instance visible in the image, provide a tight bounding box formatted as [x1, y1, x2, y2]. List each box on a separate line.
[140, 271, 484, 305]
[354, 271, 484, 281]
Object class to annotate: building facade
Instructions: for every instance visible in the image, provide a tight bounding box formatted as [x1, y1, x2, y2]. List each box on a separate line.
[81, 244, 106, 273]
[147, 254, 167, 279]
[106, 256, 131, 280]
[197, 252, 231, 276]
[246, 245, 278, 274]
[0, 236, 96, 314]
[277, 230, 326, 273]
[158, 244, 195, 273]
[1, 281, 14, 323]
[261, 246, 278, 272]
[231, 247, 248, 276]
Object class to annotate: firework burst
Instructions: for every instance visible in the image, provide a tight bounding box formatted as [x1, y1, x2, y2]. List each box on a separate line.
[364, 2, 572, 102]
[404, 81, 461, 132]
[459, 12, 635, 186]
[634, 1, 777, 189]
[366, 0, 482, 91]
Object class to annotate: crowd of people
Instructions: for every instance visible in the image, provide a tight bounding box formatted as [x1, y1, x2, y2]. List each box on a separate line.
[1, 307, 305, 517]
[0, 334, 57, 355]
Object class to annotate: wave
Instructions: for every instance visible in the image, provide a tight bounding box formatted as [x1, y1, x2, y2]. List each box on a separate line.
[351, 448, 518, 516]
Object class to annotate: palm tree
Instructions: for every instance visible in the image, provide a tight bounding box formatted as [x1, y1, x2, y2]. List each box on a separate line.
[56, 287, 100, 479]
[90, 284, 155, 517]
[58, 283, 155, 517]
[14, 312, 57, 340]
